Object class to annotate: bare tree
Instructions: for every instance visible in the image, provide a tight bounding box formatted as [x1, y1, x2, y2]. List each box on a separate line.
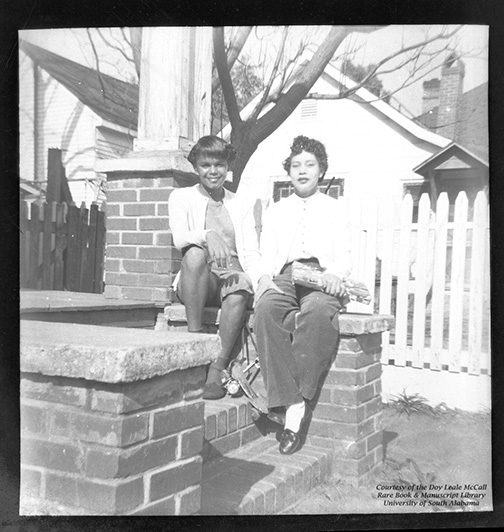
[214, 25, 385, 190]
[215, 25, 467, 190]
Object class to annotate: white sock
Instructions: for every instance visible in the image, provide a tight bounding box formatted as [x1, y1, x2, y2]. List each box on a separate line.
[284, 400, 306, 432]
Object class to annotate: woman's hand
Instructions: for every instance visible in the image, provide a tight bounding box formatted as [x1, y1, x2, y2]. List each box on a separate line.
[320, 272, 346, 298]
[206, 230, 232, 269]
[255, 275, 284, 303]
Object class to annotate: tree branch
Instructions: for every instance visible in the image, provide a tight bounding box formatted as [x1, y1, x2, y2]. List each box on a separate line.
[249, 26, 289, 123]
[213, 27, 242, 130]
[253, 26, 357, 143]
[212, 26, 253, 92]
[86, 28, 107, 101]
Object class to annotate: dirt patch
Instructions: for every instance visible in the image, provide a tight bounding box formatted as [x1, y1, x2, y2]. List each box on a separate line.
[282, 405, 492, 514]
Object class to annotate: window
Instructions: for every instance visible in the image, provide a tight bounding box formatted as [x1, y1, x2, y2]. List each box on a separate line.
[273, 177, 344, 202]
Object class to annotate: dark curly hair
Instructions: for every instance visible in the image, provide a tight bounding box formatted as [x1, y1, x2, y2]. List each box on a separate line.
[187, 135, 237, 166]
[282, 135, 328, 178]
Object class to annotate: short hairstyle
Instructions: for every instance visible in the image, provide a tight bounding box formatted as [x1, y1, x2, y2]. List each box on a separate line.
[282, 135, 328, 178]
[187, 135, 237, 166]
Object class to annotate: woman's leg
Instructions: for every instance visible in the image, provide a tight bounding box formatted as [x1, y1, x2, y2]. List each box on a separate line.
[254, 274, 303, 409]
[204, 290, 250, 397]
[293, 288, 342, 401]
[178, 246, 218, 332]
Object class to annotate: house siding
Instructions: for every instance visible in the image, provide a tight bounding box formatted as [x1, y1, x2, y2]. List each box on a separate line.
[19, 51, 135, 207]
[237, 76, 439, 211]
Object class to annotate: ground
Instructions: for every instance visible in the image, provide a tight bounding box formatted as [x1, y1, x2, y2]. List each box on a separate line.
[282, 404, 492, 515]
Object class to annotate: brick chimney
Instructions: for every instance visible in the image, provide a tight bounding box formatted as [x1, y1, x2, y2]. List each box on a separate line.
[436, 53, 465, 140]
[421, 78, 441, 115]
[420, 78, 441, 130]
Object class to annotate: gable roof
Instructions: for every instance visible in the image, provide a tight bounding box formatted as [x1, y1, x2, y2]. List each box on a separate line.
[20, 40, 138, 131]
[413, 141, 488, 176]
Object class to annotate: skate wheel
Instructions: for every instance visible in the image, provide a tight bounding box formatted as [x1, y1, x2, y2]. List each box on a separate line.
[226, 379, 241, 396]
[251, 407, 261, 421]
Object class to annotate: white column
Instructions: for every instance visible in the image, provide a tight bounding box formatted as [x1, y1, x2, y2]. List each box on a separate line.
[135, 26, 212, 152]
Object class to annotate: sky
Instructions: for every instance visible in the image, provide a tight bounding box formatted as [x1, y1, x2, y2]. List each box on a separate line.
[19, 25, 488, 118]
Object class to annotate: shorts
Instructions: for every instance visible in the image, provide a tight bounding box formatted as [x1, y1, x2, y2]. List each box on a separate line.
[175, 248, 254, 307]
[206, 268, 254, 307]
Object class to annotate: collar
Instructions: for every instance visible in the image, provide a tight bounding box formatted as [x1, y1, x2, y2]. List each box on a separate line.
[290, 190, 322, 204]
[196, 183, 231, 203]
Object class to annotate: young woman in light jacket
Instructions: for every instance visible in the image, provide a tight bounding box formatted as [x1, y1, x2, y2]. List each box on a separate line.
[168, 136, 261, 399]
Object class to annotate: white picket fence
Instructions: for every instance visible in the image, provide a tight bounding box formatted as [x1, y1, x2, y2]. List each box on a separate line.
[346, 190, 490, 379]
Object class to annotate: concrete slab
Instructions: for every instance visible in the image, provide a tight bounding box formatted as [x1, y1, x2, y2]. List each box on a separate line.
[20, 320, 221, 383]
[20, 290, 161, 313]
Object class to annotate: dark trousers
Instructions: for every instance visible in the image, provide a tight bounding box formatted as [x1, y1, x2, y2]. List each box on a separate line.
[254, 266, 342, 408]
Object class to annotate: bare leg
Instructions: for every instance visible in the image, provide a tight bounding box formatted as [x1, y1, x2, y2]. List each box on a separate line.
[204, 290, 250, 398]
[178, 246, 218, 332]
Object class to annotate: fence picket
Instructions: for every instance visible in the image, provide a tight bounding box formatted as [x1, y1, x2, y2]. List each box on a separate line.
[468, 191, 488, 375]
[430, 193, 449, 371]
[54, 202, 66, 290]
[364, 197, 378, 313]
[378, 198, 395, 360]
[411, 193, 431, 368]
[65, 203, 80, 292]
[28, 201, 42, 288]
[20, 201, 29, 287]
[41, 202, 53, 289]
[392, 194, 413, 367]
[448, 192, 468, 372]
[82, 203, 98, 292]
[78, 203, 89, 291]
[378, 198, 395, 316]
[94, 208, 106, 293]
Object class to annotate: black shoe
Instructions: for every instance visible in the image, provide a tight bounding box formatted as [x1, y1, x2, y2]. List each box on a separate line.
[202, 382, 226, 400]
[279, 429, 301, 455]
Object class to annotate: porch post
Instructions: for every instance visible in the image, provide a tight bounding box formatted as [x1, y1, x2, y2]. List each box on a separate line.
[96, 27, 212, 302]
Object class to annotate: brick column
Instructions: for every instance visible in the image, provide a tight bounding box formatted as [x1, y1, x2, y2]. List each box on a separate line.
[20, 320, 220, 515]
[307, 314, 394, 486]
[97, 153, 197, 303]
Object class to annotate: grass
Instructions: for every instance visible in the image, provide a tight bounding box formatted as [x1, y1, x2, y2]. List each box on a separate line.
[282, 399, 492, 515]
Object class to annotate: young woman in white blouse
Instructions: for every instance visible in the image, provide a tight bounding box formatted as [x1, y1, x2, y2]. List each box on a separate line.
[254, 135, 352, 455]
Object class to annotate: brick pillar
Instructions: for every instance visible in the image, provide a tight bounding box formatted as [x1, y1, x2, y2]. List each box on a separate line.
[97, 154, 198, 303]
[20, 320, 220, 515]
[307, 314, 394, 486]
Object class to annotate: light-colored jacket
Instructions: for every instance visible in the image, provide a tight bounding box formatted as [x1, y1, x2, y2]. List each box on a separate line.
[258, 192, 352, 286]
[168, 184, 262, 287]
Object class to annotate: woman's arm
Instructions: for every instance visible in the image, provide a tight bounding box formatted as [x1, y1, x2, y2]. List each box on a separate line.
[168, 188, 209, 250]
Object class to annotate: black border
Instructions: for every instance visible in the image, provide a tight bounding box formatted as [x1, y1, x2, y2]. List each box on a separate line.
[2, 0, 503, 529]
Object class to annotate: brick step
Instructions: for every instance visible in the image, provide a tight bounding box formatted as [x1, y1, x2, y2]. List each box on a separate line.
[200, 433, 334, 515]
[202, 394, 266, 463]
[202, 352, 269, 461]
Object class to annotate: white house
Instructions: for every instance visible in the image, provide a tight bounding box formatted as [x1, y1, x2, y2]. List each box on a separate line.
[234, 61, 456, 208]
[19, 40, 137, 206]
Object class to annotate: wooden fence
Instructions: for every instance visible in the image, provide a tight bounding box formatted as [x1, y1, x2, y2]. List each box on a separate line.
[20, 200, 106, 293]
[346, 190, 490, 377]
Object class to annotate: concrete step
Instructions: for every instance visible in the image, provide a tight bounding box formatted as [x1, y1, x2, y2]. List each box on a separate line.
[200, 433, 334, 515]
[20, 290, 163, 329]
